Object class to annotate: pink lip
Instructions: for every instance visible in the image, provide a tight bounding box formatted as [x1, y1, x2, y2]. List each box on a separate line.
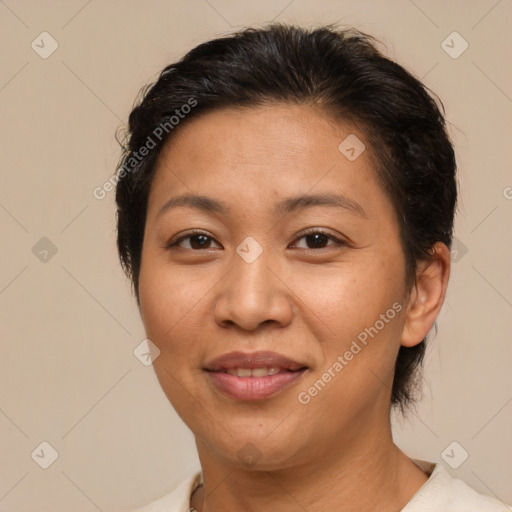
[203, 351, 308, 401]
[204, 350, 306, 371]
[207, 370, 307, 401]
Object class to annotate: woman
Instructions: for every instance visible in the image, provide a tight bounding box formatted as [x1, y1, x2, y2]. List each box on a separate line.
[115, 23, 509, 512]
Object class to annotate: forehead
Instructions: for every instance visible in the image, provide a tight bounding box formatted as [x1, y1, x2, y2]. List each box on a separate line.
[146, 103, 392, 222]
[156, 103, 369, 172]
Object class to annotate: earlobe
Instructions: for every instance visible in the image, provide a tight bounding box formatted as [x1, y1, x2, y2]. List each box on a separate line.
[400, 242, 451, 348]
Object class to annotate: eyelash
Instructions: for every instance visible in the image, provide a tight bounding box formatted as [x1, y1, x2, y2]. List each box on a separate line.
[166, 228, 346, 251]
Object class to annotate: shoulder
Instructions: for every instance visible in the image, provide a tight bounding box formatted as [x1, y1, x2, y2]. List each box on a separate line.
[130, 471, 202, 512]
[403, 461, 510, 511]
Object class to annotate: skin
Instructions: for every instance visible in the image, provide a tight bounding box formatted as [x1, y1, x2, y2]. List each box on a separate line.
[138, 103, 451, 512]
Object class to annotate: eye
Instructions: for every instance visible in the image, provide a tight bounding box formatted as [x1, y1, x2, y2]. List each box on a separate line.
[166, 230, 221, 250]
[166, 228, 345, 251]
[291, 228, 345, 250]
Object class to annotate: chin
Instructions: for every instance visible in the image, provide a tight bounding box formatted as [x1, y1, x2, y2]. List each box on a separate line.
[195, 426, 311, 471]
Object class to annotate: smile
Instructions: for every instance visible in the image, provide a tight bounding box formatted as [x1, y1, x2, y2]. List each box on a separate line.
[220, 367, 294, 377]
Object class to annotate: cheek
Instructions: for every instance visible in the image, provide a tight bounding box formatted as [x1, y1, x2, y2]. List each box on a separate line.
[299, 255, 406, 389]
[293, 254, 405, 336]
[138, 257, 208, 408]
[138, 255, 205, 353]
[293, 266, 405, 420]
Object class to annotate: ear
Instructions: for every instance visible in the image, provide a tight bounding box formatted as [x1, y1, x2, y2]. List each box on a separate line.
[401, 242, 451, 348]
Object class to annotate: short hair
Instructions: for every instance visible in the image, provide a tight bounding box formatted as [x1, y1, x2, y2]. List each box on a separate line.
[115, 23, 457, 413]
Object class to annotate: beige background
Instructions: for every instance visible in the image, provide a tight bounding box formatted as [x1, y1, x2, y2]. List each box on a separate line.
[1, 0, 511, 510]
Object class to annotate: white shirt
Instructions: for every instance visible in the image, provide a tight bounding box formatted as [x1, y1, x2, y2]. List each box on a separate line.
[132, 459, 510, 511]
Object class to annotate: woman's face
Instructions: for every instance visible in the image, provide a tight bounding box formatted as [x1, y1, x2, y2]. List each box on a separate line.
[138, 103, 415, 469]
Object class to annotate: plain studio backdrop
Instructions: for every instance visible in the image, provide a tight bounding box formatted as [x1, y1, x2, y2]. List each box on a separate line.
[0, 1, 511, 511]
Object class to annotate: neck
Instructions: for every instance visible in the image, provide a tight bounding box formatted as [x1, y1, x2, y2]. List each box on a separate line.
[190, 415, 428, 512]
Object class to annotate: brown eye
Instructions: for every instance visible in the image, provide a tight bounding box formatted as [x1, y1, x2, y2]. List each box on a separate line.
[167, 231, 221, 250]
[292, 229, 345, 250]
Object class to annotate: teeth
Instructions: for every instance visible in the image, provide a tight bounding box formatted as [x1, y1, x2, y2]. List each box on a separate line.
[224, 367, 283, 377]
[251, 368, 269, 377]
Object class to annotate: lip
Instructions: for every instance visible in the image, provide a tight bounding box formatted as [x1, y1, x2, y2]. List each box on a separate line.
[204, 350, 308, 401]
[204, 350, 307, 371]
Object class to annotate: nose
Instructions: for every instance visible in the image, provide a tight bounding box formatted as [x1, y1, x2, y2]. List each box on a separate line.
[212, 247, 294, 332]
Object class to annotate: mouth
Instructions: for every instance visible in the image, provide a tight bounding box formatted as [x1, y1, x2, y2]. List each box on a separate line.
[211, 366, 305, 377]
[203, 351, 308, 401]
[204, 350, 307, 372]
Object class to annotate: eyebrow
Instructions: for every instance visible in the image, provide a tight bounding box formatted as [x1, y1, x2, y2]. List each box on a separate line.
[156, 192, 367, 219]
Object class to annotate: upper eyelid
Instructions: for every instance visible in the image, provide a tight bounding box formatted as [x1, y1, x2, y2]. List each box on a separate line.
[169, 228, 344, 248]
[290, 230, 345, 248]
